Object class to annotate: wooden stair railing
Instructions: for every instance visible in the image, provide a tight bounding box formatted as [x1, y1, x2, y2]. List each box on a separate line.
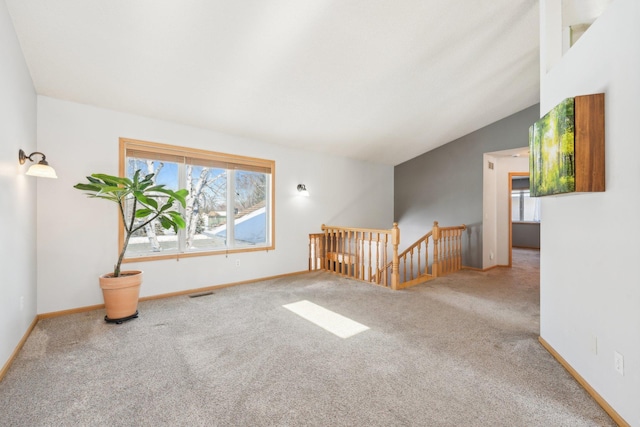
[309, 224, 400, 288]
[309, 221, 466, 290]
[381, 229, 435, 290]
[432, 221, 467, 277]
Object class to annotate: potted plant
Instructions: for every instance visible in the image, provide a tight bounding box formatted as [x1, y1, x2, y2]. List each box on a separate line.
[74, 170, 188, 323]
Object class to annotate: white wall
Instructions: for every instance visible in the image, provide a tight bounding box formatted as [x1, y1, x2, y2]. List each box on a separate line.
[495, 156, 529, 266]
[0, 0, 37, 370]
[482, 153, 529, 268]
[36, 96, 393, 314]
[482, 154, 498, 268]
[540, 0, 640, 424]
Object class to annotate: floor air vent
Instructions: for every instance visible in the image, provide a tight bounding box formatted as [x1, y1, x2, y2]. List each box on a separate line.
[188, 291, 214, 298]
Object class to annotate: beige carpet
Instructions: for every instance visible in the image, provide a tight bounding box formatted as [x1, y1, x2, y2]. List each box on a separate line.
[0, 249, 615, 426]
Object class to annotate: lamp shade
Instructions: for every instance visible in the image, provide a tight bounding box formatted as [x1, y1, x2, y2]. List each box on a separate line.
[26, 163, 58, 178]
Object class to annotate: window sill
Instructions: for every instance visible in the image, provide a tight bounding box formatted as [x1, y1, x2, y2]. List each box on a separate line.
[122, 244, 275, 263]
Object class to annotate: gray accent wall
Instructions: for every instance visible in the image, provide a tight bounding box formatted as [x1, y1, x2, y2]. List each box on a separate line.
[512, 223, 540, 248]
[394, 104, 540, 269]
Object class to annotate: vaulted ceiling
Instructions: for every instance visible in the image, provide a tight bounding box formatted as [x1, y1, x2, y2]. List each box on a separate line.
[6, 0, 540, 165]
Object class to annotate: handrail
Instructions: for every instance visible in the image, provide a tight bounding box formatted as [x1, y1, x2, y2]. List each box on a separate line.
[398, 230, 433, 259]
[387, 229, 434, 289]
[309, 221, 464, 290]
[321, 224, 393, 234]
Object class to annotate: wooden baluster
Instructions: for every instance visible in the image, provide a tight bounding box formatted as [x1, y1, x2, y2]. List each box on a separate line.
[440, 231, 445, 274]
[449, 231, 453, 272]
[359, 235, 364, 280]
[457, 229, 463, 271]
[426, 239, 430, 276]
[340, 230, 345, 276]
[336, 229, 341, 275]
[375, 233, 380, 284]
[445, 231, 449, 273]
[328, 229, 332, 271]
[447, 231, 451, 273]
[459, 231, 461, 270]
[336, 229, 340, 273]
[452, 231, 457, 272]
[451, 232, 455, 272]
[453, 230, 458, 271]
[360, 232, 367, 280]
[350, 230, 355, 277]
[334, 229, 338, 274]
[391, 223, 400, 290]
[368, 232, 372, 282]
[346, 230, 350, 276]
[354, 232, 358, 279]
[349, 231, 357, 277]
[342, 229, 344, 275]
[320, 230, 324, 270]
[417, 245, 422, 278]
[322, 226, 328, 271]
[321, 235, 325, 270]
[424, 238, 428, 276]
[383, 233, 388, 286]
[360, 233, 365, 280]
[355, 234, 359, 278]
[403, 252, 407, 282]
[380, 233, 385, 285]
[443, 231, 448, 274]
[351, 231, 356, 278]
[346, 230, 351, 277]
[330, 229, 335, 272]
[447, 231, 452, 273]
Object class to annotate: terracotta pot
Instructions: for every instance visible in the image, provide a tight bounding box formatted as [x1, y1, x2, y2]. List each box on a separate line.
[99, 270, 143, 321]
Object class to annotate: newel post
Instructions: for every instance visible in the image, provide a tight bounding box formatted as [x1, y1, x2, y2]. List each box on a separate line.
[432, 221, 440, 277]
[391, 222, 400, 290]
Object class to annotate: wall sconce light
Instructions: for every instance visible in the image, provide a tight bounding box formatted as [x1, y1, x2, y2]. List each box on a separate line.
[18, 149, 58, 178]
[297, 184, 309, 197]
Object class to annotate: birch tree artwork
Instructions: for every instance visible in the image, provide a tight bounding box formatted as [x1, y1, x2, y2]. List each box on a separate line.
[529, 97, 575, 197]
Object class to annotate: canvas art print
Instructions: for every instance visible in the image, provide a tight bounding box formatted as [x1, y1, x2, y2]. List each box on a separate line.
[529, 97, 575, 197]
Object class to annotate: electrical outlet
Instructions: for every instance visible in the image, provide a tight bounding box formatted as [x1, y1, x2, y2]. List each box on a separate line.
[235, 259, 241, 267]
[614, 351, 624, 375]
[591, 336, 598, 355]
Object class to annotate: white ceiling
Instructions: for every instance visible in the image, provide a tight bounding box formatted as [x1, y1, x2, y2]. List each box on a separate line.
[6, 0, 540, 166]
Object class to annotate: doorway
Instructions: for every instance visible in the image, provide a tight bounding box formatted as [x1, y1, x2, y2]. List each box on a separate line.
[509, 172, 540, 267]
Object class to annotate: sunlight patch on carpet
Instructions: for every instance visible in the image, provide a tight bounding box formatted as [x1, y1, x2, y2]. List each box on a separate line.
[283, 300, 369, 338]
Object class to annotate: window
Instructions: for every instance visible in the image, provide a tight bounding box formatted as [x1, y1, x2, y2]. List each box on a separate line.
[511, 189, 540, 223]
[119, 138, 275, 262]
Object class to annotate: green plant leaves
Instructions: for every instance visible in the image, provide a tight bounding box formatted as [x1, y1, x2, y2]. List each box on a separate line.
[73, 169, 189, 277]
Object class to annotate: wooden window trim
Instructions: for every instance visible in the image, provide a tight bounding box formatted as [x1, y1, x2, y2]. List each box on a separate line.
[118, 137, 276, 263]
